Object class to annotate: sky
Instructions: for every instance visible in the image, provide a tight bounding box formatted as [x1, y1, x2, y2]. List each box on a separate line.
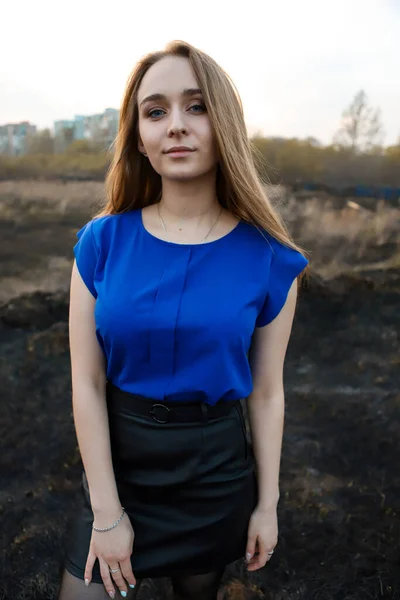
[1, 0, 398, 146]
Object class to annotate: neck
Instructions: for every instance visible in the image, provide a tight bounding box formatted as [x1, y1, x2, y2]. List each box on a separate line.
[158, 175, 220, 222]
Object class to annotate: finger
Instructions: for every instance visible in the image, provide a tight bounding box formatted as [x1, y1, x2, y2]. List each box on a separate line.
[84, 550, 96, 586]
[99, 557, 117, 599]
[247, 539, 272, 571]
[246, 551, 260, 571]
[119, 556, 137, 590]
[245, 535, 257, 563]
[266, 547, 276, 562]
[256, 546, 269, 569]
[110, 565, 130, 598]
[247, 553, 265, 571]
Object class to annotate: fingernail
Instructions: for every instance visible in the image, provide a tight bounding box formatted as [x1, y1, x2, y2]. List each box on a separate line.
[108, 592, 115, 599]
[121, 592, 127, 598]
[129, 584, 136, 588]
[246, 552, 252, 561]
[84, 578, 90, 587]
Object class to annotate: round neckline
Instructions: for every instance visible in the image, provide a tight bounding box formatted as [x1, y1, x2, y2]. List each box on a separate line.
[139, 207, 243, 248]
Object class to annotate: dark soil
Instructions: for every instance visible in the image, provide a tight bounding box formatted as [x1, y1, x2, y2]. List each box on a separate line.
[1, 273, 399, 600]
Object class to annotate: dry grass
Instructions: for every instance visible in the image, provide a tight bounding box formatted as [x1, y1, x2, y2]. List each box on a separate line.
[274, 188, 400, 278]
[0, 179, 105, 215]
[0, 180, 399, 303]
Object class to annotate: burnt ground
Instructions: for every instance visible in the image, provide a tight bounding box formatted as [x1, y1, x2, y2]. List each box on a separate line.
[1, 274, 399, 600]
[0, 185, 399, 599]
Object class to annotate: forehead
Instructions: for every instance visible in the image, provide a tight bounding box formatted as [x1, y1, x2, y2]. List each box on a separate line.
[138, 56, 199, 101]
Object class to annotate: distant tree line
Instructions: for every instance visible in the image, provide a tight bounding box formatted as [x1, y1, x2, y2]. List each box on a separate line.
[0, 90, 399, 189]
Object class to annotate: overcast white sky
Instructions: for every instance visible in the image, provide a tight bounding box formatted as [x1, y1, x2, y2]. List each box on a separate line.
[1, 0, 398, 145]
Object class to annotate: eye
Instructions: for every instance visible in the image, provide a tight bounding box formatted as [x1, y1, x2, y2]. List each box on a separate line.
[189, 103, 206, 113]
[148, 108, 165, 118]
[147, 103, 206, 119]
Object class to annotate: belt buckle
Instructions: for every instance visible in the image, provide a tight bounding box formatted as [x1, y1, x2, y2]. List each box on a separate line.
[150, 403, 171, 424]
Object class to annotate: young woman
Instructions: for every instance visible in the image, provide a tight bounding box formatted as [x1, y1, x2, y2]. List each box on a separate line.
[58, 40, 309, 600]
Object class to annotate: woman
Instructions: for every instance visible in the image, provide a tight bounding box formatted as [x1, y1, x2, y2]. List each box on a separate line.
[58, 40, 309, 600]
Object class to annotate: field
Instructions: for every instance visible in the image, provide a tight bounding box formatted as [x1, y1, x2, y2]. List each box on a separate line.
[0, 181, 399, 600]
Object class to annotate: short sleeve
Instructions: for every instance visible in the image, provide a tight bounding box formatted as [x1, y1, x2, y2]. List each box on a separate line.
[73, 220, 99, 298]
[255, 240, 308, 327]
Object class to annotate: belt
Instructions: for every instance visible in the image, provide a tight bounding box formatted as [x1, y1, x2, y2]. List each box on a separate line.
[106, 381, 239, 424]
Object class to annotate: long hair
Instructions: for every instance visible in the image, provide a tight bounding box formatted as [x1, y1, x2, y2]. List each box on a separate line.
[96, 40, 309, 279]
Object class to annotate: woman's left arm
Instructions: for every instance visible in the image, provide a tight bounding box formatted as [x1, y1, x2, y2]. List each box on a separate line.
[245, 277, 300, 571]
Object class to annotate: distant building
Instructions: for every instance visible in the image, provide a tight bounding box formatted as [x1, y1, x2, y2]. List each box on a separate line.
[0, 121, 37, 156]
[53, 119, 75, 153]
[54, 119, 75, 137]
[54, 108, 119, 152]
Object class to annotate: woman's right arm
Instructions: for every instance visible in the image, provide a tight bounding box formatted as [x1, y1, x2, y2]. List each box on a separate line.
[69, 260, 137, 596]
[69, 259, 121, 520]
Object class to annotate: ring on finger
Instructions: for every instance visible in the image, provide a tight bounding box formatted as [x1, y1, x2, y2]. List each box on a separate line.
[109, 566, 121, 573]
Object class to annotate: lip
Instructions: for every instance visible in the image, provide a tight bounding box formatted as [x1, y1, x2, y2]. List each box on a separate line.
[164, 146, 195, 155]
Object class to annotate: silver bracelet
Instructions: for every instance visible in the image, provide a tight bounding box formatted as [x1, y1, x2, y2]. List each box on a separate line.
[92, 507, 126, 532]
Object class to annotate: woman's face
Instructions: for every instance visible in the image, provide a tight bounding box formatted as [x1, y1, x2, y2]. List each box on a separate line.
[137, 56, 218, 181]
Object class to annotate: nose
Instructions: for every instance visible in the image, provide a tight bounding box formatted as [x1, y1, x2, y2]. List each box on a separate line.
[167, 106, 187, 136]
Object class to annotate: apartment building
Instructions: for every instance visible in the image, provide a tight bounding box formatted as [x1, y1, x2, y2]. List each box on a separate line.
[54, 108, 119, 152]
[0, 121, 37, 156]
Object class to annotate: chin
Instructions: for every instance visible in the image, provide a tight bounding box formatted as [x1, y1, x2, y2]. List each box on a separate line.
[163, 168, 207, 181]
[163, 163, 217, 180]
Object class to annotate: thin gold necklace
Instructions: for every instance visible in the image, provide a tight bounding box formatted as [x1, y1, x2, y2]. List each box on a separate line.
[157, 202, 223, 244]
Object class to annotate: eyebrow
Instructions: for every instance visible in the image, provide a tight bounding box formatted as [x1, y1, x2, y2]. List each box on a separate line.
[139, 88, 203, 107]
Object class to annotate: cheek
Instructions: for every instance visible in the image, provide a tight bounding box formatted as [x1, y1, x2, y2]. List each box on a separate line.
[199, 121, 217, 156]
[138, 118, 163, 149]
[202, 120, 215, 143]
[139, 124, 159, 150]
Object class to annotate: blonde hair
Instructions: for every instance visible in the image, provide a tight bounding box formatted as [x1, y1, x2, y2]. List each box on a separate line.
[96, 40, 309, 281]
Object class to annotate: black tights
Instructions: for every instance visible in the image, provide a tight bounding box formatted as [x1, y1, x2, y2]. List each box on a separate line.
[171, 567, 225, 600]
[58, 567, 224, 600]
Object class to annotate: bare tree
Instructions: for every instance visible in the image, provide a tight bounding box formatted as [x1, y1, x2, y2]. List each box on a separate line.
[333, 90, 385, 153]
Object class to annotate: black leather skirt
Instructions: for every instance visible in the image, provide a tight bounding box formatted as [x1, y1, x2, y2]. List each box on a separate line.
[63, 382, 258, 582]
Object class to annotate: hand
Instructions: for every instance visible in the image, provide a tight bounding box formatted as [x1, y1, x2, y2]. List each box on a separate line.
[245, 505, 278, 571]
[84, 510, 137, 598]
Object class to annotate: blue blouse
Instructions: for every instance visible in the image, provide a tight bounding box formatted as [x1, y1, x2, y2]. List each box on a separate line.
[73, 208, 308, 405]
